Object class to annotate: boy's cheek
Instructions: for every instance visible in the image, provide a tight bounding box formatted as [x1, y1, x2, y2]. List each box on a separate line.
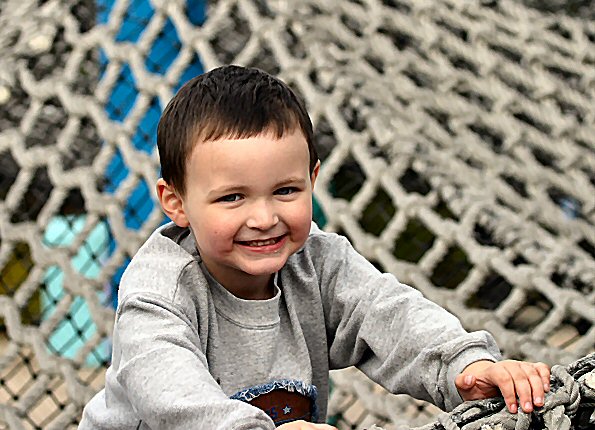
[294, 205, 313, 228]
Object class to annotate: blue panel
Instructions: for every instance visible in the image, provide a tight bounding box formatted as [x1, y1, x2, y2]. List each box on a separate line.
[145, 18, 181, 75]
[132, 98, 161, 153]
[116, 0, 155, 43]
[186, 2, 207, 25]
[42, 216, 112, 365]
[124, 180, 155, 230]
[97, 0, 114, 24]
[105, 64, 138, 121]
[37, 0, 209, 366]
[104, 148, 129, 192]
[99, 0, 206, 312]
[175, 53, 205, 92]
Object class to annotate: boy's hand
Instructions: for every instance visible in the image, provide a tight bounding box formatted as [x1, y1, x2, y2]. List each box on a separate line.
[277, 420, 337, 429]
[455, 360, 550, 414]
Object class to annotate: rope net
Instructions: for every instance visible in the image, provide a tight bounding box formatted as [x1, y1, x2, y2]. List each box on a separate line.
[0, 0, 593, 428]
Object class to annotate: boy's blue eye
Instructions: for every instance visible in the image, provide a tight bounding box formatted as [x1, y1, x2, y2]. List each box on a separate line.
[218, 194, 242, 203]
[275, 187, 298, 196]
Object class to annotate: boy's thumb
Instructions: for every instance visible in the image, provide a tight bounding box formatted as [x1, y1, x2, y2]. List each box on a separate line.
[455, 374, 475, 390]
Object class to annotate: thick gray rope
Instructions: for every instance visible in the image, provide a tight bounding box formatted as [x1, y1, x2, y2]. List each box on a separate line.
[365, 352, 595, 430]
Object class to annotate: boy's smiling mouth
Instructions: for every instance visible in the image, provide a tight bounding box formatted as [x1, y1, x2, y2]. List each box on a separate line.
[236, 234, 287, 248]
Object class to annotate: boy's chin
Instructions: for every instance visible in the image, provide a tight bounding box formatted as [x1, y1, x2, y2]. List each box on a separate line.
[239, 259, 289, 277]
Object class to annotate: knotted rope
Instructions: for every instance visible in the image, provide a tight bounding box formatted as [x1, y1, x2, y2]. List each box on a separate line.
[368, 353, 595, 430]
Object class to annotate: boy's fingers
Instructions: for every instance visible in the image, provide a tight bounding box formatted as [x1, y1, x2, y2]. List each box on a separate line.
[534, 362, 550, 391]
[508, 364, 534, 413]
[494, 368, 518, 413]
[521, 363, 545, 407]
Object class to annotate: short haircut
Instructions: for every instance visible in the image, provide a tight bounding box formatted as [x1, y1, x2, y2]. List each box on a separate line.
[157, 65, 317, 197]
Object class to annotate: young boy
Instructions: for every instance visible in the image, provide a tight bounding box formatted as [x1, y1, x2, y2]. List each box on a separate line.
[80, 65, 550, 430]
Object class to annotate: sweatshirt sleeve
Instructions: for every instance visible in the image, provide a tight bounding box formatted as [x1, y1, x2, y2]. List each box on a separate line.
[114, 292, 275, 430]
[317, 234, 501, 411]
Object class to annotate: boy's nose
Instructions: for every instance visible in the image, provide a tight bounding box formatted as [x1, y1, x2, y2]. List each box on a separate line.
[246, 201, 279, 230]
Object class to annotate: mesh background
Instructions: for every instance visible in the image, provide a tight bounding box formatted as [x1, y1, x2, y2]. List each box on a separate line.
[0, 0, 593, 428]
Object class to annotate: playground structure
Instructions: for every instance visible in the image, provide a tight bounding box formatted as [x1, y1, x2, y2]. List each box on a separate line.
[0, 0, 594, 428]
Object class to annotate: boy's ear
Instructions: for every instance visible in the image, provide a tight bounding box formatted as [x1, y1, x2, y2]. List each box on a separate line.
[156, 178, 190, 227]
[310, 160, 321, 188]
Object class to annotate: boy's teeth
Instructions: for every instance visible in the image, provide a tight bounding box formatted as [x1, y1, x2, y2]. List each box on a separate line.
[246, 238, 277, 246]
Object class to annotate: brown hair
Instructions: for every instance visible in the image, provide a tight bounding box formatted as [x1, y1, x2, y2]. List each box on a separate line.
[157, 65, 317, 196]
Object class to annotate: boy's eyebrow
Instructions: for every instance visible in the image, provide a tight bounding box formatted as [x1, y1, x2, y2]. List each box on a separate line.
[207, 185, 249, 198]
[274, 177, 307, 188]
[208, 177, 308, 198]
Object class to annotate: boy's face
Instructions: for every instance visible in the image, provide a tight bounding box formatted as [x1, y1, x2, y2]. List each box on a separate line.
[158, 129, 319, 298]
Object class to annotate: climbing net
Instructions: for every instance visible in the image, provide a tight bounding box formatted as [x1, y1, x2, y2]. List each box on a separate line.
[0, 0, 593, 429]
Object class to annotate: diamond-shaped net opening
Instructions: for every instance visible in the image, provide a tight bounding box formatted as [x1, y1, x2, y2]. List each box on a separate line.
[399, 168, 431, 196]
[505, 290, 554, 333]
[330, 156, 367, 201]
[59, 118, 102, 170]
[430, 246, 473, 290]
[10, 168, 54, 224]
[24, 98, 69, 149]
[0, 0, 593, 429]
[392, 219, 436, 264]
[465, 272, 514, 311]
[359, 188, 396, 237]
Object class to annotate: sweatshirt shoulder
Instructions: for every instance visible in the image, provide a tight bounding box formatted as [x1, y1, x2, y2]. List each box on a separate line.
[296, 222, 351, 267]
[304, 222, 350, 250]
[118, 223, 201, 302]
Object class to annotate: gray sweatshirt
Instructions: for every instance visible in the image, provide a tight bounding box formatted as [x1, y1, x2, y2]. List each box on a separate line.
[79, 222, 501, 429]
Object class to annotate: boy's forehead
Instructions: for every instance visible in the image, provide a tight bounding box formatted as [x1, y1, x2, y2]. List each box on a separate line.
[191, 129, 308, 155]
[188, 129, 310, 169]
[195, 125, 307, 144]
